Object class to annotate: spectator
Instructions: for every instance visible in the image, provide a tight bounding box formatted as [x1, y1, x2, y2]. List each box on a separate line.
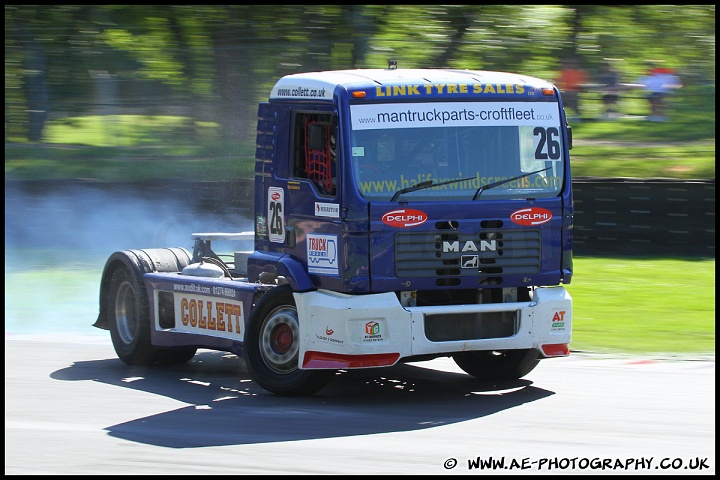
[637, 65, 683, 121]
[597, 61, 622, 119]
[556, 57, 589, 122]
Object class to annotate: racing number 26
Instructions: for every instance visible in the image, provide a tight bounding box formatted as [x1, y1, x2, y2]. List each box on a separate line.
[269, 201, 283, 236]
[534, 127, 561, 160]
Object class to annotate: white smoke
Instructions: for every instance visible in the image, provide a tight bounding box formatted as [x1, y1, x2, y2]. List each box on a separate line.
[4, 183, 252, 334]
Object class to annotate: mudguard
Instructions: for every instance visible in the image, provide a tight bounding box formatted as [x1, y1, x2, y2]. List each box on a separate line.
[94, 247, 193, 330]
[247, 250, 315, 292]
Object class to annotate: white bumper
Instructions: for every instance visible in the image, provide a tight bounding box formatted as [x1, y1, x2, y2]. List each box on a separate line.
[295, 287, 572, 369]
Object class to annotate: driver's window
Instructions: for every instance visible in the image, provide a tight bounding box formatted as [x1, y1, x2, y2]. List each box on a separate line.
[293, 112, 337, 196]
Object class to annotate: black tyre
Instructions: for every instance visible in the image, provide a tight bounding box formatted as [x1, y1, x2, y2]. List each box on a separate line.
[452, 349, 540, 381]
[107, 267, 156, 365]
[107, 266, 196, 366]
[244, 285, 334, 396]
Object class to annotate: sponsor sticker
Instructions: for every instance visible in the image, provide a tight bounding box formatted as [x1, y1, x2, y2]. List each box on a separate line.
[315, 202, 340, 218]
[313, 325, 345, 345]
[170, 294, 244, 340]
[363, 321, 383, 342]
[551, 310, 567, 332]
[381, 208, 428, 228]
[307, 233, 339, 276]
[510, 207, 552, 226]
[268, 187, 285, 243]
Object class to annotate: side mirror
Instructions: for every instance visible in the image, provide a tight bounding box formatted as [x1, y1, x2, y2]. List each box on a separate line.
[566, 125, 573, 151]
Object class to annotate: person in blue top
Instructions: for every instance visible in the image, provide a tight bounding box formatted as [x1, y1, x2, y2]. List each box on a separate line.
[637, 65, 683, 121]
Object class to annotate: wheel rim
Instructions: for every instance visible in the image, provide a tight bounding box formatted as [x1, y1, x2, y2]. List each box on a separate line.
[114, 281, 138, 345]
[259, 306, 300, 374]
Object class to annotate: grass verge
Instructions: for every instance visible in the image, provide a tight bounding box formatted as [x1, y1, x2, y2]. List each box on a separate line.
[566, 256, 715, 355]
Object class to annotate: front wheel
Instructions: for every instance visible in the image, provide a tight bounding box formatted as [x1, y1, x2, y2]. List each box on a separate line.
[244, 285, 334, 395]
[452, 349, 540, 381]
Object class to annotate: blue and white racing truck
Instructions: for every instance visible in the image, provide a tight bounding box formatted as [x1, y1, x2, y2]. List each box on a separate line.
[95, 66, 574, 395]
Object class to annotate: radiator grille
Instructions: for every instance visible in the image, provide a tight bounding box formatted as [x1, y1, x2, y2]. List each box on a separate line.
[395, 228, 541, 278]
[424, 310, 518, 341]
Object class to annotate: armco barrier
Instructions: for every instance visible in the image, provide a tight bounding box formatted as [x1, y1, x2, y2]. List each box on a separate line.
[572, 178, 715, 257]
[204, 177, 715, 258]
[4, 178, 715, 258]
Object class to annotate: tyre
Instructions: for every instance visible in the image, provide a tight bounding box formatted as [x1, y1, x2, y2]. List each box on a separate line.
[107, 266, 196, 366]
[452, 349, 540, 381]
[244, 285, 334, 396]
[107, 266, 156, 365]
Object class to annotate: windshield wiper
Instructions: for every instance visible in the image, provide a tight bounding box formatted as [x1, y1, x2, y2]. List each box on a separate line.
[472, 167, 551, 200]
[391, 176, 476, 202]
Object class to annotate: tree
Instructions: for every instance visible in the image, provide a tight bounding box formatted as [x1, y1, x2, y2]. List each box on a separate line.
[4, 5, 715, 144]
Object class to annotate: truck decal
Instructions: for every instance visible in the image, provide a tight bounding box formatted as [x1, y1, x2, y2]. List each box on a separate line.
[307, 233, 339, 276]
[314, 325, 345, 345]
[381, 208, 428, 228]
[510, 207, 553, 226]
[315, 202, 340, 218]
[363, 321, 383, 342]
[173, 283, 236, 299]
[359, 174, 563, 196]
[177, 295, 244, 338]
[268, 186, 285, 243]
[373, 82, 528, 98]
[551, 310, 568, 332]
[271, 84, 333, 100]
[351, 102, 559, 130]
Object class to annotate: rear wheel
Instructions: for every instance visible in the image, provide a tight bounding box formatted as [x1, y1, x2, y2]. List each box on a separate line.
[244, 285, 334, 395]
[452, 349, 540, 381]
[107, 266, 196, 365]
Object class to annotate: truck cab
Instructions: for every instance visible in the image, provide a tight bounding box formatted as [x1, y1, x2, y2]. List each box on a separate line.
[251, 68, 573, 298]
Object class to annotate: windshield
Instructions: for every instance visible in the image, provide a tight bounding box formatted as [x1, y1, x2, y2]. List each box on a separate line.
[349, 101, 565, 201]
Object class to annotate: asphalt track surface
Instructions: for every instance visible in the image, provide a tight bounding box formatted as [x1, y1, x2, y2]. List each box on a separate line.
[4, 334, 715, 475]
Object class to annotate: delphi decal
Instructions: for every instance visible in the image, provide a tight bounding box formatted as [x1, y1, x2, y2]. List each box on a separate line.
[382, 209, 428, 228]
[510, 207, 552, 226]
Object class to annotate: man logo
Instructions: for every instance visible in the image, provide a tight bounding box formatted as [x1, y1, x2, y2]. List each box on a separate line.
[462, 255, 479, 268]
[443, 240, 497, 252]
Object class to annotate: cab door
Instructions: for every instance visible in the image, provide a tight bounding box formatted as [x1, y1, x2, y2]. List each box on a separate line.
[283, 108, 346, 291]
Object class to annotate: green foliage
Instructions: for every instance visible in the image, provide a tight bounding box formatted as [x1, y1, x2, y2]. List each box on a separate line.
[4, 6, 716, 140]
[5, 116, 255, 181]
[42, 115, 216, 147]
[570, 142, 715, 179]
[3, 6, 715, 181]
[567, 257, 715, 355]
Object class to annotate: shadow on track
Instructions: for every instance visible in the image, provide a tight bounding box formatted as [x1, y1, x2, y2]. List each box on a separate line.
[51, 350, 554, 448]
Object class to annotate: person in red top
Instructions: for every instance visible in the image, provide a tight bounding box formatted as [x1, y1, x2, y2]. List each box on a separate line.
[556, 57, 589, 121]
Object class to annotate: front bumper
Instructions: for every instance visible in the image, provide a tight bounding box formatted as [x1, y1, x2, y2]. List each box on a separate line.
[295, 286, 572, 369]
